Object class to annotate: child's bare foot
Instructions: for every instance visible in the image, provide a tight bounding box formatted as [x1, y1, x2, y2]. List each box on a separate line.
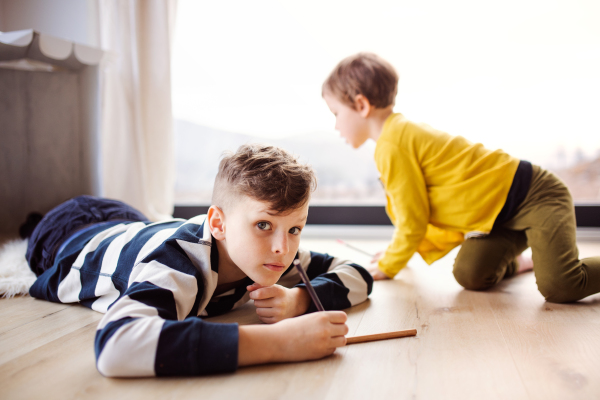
[516, 254, 534, 274]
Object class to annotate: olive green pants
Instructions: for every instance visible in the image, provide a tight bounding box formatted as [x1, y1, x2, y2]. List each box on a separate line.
[453, 165, 600, 303]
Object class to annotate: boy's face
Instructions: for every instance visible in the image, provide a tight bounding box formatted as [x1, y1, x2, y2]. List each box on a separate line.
[323, 92, 370, 149]
[217, 196, 309, 286]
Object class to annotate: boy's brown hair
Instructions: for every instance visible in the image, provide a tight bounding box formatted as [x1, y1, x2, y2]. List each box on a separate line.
[322, 52, 399, 109]
[212, 144, 317, 213]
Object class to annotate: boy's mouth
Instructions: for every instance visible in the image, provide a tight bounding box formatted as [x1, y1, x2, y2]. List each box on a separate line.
[263, 263, 285, 272]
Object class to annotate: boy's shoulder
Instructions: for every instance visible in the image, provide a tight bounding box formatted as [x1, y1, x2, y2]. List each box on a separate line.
[143, 215, 211, 248]
[142, 214, 215, 275]
[170, 214, 214, 255]
[378, 113, 448, 150]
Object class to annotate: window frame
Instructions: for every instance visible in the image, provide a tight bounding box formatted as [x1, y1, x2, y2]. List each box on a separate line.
[174, 204, 600, 227]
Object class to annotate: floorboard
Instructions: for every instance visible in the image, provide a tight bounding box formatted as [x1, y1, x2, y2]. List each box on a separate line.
[1, 236, 599, 400]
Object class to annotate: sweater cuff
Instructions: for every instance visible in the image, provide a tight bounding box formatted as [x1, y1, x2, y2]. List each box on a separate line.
[155, 319, 239, 376]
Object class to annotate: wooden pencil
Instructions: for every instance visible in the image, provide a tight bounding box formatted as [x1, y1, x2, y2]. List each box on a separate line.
[293, 259, 325, 312]
[346, 328, 417, 345]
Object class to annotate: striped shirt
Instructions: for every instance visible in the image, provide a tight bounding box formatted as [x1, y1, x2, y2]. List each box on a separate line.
[29, 215, 373, 377]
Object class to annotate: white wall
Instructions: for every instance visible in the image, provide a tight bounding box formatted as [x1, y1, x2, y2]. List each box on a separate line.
[0, 0, 99, 47]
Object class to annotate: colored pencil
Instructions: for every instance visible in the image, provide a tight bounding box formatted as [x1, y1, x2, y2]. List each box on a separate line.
[293, 259, 324, 311]
[346, 329, 417, 344]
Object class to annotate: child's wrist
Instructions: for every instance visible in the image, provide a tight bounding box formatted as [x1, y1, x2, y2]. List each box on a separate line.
[238, 325, 279, 366]
[292, 287, 311, 316]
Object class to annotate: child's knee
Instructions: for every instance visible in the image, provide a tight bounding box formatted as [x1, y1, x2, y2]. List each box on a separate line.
[537, 278, 579, 303]
[453, 262, 496, 291]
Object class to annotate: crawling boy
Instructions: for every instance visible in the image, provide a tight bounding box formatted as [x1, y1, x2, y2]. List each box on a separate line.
[24, 144, 373, 377]
[322, 52, 600, 303]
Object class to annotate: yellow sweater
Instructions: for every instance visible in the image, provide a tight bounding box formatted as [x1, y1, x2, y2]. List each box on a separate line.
[375, 114, 520, 278]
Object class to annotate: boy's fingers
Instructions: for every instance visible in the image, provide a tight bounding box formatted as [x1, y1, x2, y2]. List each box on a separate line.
[372, 270, 390, 280]
[248, 287, 265, 299]
[330, 336, 347, 348]
[333, 320, 349, 334]
[259, 316, 277, 324]
[252, 298, 274, 308]
[246, 283, 263, 292]
[249, 286, 278, 300]
[255, 307, 275, 317]
[325, 311, 348, 324]
[329, 322, 349, 337]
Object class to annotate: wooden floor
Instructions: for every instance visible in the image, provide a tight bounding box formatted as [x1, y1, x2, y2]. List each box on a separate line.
[1, 236, 599, 400]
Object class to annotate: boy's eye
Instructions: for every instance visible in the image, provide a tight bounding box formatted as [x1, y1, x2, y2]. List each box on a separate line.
[257, 221, 272, 230]
[289, 227, 301, 235]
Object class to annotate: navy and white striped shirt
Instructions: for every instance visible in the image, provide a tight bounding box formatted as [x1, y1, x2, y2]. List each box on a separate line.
[30, 215, 373, 377]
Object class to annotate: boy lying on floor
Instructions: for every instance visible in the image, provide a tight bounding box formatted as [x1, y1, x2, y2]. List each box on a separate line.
[24, 144, 373, 377]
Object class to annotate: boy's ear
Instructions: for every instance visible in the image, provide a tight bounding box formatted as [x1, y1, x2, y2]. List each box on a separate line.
[208, 205, 226, 240]
[354, 94, 372, 118]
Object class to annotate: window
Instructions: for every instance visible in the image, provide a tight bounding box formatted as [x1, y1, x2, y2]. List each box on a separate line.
[172, 0, 600, 205]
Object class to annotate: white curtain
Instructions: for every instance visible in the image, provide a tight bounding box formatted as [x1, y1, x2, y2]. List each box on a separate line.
[98, 0, 177, 220]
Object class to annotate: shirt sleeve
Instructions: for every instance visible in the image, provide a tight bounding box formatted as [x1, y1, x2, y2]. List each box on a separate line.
[278, 249, 373, 313]
[376, 140, 430, 278]
[94, 256, 238, 377]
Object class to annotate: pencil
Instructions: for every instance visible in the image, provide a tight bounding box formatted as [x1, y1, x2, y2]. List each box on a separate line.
[293, 259, 325, 312]
[346, 328, 417, 344]
[336, 239, 375, 257]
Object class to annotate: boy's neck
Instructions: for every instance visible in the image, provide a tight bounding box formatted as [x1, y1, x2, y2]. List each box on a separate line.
[214, 239, 247, 285]
[367, 106, 394, 142]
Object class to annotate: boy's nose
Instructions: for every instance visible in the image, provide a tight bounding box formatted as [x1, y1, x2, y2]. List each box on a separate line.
[272, 232, 289, 255]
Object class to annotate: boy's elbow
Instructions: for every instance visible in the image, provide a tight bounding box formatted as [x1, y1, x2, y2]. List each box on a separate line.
[96, 356, 124, 378]
[349, 263, 374, 296]
[96, 345, 157, 378]
[96, 348, 125, 377]
[95, 318, 162, 378]
[336, 264, 373, 306]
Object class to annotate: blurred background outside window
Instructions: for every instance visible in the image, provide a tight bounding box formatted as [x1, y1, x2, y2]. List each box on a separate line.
[171, 0, 600, 206]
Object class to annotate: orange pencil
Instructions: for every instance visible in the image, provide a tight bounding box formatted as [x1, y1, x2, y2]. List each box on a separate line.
[346, 328, 417, 345]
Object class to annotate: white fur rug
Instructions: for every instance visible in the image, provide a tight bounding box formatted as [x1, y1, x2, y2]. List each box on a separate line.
[0, 239, 36, 298]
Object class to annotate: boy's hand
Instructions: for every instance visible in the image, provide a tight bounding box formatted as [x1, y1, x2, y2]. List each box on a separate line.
[247, 283, 311, 323]
[368, 250, 390, 280]
[367, 263, 391, 280]
[274, 311, 348, 361]
[238, 311, 348, 366]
